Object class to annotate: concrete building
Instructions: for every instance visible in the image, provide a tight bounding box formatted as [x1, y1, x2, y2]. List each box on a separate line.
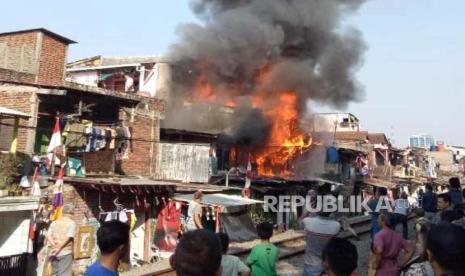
[311, 113, 360, 133]
[67, 55, 172, 99]
[409, 133, 435, 149]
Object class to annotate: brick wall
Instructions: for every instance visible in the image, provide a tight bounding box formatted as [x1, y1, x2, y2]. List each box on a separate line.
[0, 32, 39, 78]
[0, 30, 69, 87]
[118, 99, 164, 176]
[0, 88, 37, 153]
[37, 34, 67, 86]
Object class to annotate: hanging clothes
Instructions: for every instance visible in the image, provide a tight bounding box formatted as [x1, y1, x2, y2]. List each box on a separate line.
[63, 121, 88, 148]
[326, 147, 340, 163]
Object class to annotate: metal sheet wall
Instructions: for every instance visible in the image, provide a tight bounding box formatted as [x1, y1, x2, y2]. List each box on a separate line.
[156, 143, 210, 183]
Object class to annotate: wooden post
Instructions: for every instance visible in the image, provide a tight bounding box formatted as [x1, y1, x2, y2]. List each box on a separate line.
[143, 202, 152, 262]
[10, 117, 19, 154]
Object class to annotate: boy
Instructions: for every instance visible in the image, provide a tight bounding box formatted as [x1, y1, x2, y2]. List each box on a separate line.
[170, 229, 222, 276]
[322, 238, 360, 276]
[85, 221, 130, 276]
[247, 222, 279, 276]
[217, 232, 250, 276]
[414, 208, 428, 234]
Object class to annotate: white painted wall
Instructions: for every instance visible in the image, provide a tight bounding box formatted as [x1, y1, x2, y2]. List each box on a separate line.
[68, 71, 99, 87]
[0, 211, 32, 257]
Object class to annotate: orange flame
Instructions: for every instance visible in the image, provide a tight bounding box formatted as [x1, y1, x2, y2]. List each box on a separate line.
[192, 62, 313, 177]
[255, 92, 312, 176]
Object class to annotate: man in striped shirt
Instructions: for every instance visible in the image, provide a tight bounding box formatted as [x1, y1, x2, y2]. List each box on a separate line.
[301, 211, 341, 276]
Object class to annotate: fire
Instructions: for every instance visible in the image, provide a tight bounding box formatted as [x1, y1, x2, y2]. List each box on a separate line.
[192, 62, 313, 177]
[255, 92, 312, 176]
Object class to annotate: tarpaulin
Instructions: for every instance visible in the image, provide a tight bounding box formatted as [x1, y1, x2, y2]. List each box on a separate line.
[154, 201, 181, 252]
[221, 209, 258, 242]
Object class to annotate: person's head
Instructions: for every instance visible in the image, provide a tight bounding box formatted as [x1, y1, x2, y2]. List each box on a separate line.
[378, 187, 388, 198]
[97, 221, 130, 259]
[193, 191, 203, 202]
[440, 210, 458, 223]
[415, 208, 425, 218]
[401, 191, 408, 199]
[378, 212, 393, 229]
[256, 222, 274, 240]
[427, 223, 465, 275]
[425, 183, 433, 192]
[62, 203, 74, 215]
[437, 193, 452, 211]
[322, 238, 358, 276]
[419, 188, 424, 195]
[449, 177, 461, 190]
[171, 230, 222, 276]
[217, 232, 229, 255]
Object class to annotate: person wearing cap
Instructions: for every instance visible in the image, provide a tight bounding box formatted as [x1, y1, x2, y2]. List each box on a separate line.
[47, 203, 77, 276]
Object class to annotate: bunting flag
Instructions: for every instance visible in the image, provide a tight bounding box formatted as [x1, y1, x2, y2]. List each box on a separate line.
[50, 167, 65, 221]
[47, 117, 62, 165]
[242, 153, 252, 198]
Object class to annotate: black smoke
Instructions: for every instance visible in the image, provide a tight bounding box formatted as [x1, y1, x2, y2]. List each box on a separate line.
[167, 0, 367, 144]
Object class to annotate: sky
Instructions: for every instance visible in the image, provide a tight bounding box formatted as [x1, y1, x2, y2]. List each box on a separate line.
[1, 0, 464, 146]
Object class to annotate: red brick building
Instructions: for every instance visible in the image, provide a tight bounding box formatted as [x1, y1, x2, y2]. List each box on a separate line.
[0, 29, 172, 273]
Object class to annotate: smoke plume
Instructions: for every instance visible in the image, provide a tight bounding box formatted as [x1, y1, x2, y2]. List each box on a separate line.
[167, 0, 366, 143]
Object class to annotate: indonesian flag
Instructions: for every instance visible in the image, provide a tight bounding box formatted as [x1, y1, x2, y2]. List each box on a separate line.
[31, 167, 41, 197]
[47, 117, 62, 165]
[50, 167, 65, 221]
[242, 154, 252, 198]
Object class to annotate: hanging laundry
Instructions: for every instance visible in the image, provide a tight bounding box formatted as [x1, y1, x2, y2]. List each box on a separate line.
[63, 121, 88, 148]
[50, 168, 65, 221]
[326, 147, 340, 163]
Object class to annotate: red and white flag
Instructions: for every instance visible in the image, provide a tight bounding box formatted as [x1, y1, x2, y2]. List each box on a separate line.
[47, 117, 62, 165]
[242, 154, 252, 198]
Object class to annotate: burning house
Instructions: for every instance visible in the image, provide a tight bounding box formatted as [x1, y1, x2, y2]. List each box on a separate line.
[164, 0, 367, 182]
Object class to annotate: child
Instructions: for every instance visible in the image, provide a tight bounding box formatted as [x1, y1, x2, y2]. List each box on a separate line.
[217, 232, 250, 276]
[170, 229, 222, 276]
[321, 238, 360, 276]
[414, 208, 428, 234]
[247, 222, 279, 276]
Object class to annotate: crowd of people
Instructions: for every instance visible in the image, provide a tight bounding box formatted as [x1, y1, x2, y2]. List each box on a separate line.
[60, 179, 465, 276]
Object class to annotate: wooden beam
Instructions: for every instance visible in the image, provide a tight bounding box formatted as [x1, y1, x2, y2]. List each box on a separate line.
[10, 117, 19, 153]
[143, 203, 152, 262]
[37, 88, 67, 95]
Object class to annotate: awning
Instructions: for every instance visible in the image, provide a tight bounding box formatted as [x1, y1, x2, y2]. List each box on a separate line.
[0, 107, 30, 118]
[0, 196, 40, 212]
[364, 178, 398, 189]
[173, 193, 263, 207]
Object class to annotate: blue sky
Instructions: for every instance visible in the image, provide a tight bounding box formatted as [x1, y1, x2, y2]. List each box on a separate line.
[1, 0, 464, 146]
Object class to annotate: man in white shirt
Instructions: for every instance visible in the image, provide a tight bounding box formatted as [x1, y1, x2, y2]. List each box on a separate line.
[392, 192, 410, 239]
[301, 211, 341, 276]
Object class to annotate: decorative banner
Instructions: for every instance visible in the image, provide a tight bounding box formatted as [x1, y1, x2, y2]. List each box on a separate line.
[51, 168, 64, 221]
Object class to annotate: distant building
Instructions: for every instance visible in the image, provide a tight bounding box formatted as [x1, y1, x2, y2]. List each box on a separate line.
[409, 134, 435, 149]
[66, 55, 172, 99]
[311, 113, 360, 133]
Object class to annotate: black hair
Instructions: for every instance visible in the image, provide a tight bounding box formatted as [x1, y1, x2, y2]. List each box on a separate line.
[449, 177, 461, 190]
[440, 210, 458, 223]
[96, 220, 130, 255]
[217, 232, 229, 254]
[438, 193, 452, 205]
[425, 183, 433, 191]
[322, 238, 358, 276]
[380, 212, 393, 228]
[415, 208, 425, 218]
[256, 222, 274, 240]
[427, 223, 465, 274]
[378, 187, 388, 196]
[462, 188, 465, 199]
[173, 230, 222, 276]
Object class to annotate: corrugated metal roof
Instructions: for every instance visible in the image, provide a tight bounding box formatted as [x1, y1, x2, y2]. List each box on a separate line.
[0, 107, 31, 118]
[368, 133, 390, 145]
[0, 28, 76, 44]
[173, 193, 262, 207]
[335, 131, 369, 141]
